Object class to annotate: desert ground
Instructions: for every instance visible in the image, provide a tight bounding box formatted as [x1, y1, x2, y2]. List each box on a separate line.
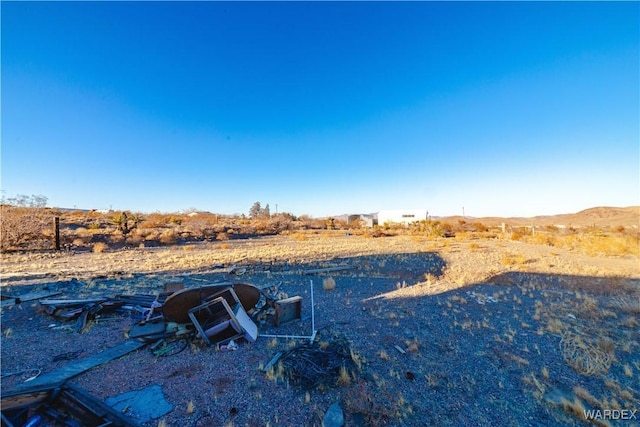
[1, 230, 639, 426]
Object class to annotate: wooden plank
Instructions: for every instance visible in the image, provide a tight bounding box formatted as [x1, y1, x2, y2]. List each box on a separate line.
[39, 298, 108, 307]
[2, 383, 139, 427]
[0, 389, 51, 411]
[15, 291, 62, 303]
[302, 265, 355, 275]
[0, 291, 61, 306]
[262, 352, 282, 372]
[10, 340, 146, 390]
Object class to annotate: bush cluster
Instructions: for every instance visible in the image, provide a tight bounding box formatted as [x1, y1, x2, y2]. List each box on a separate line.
[2, 196, 636, 257]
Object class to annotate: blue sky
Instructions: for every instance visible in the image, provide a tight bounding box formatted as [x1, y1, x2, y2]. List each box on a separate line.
[2, 2, 638, 218]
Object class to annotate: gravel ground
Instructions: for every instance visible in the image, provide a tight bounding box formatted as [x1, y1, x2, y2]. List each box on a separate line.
[1, 237, 639, 426]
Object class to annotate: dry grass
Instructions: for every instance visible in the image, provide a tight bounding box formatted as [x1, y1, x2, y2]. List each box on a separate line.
[561, 396, 587, 421]
[519, 232, 639, 257]
[560, 332, 613, 376]
[500, 253, 528, 266]
[338, 365, 352, 385]
[159, 230, 177, 245]
[92, 242, 108, 253]
[541, 367, 549, 379]
[1, 214, 638, 427]
[322, 277, 336, 291]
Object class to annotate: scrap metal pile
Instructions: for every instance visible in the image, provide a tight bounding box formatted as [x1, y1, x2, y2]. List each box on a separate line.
[38, 282, 263, 346]
[1, 281, 302, 427]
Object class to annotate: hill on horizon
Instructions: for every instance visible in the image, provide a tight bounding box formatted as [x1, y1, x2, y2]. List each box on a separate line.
[440, 206, 639, 228]
[335, 206, 638, 228]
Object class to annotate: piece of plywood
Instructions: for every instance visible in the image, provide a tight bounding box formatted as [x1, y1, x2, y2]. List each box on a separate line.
[10, 340, 146, 390]
[274, 296, 302, 326]
[128, 320, 166, 339]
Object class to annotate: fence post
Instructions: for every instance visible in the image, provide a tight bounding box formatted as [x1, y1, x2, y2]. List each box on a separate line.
[54, 217, 60, 251]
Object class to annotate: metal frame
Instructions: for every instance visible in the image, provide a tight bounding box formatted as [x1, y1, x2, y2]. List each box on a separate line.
[188, 288, 245, 346]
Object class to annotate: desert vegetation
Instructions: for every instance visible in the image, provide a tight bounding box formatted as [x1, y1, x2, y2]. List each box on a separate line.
[1, 197, 638, 426]
[1, 196, 637, 259]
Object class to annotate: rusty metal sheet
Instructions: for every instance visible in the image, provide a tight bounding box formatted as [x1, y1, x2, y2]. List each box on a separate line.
[162, 282, 260, 323]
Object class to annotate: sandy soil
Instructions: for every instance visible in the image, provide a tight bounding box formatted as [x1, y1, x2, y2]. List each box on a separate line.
[1, 234, 639, 426]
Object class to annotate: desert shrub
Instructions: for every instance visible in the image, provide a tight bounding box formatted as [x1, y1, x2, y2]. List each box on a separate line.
[266, 214, 294, 234]
[523, 233, 557, 246]
[370, 229, 390, 238]
[111, 211, 144, 242]
[238, 224, 257, 235]
[139, 213, 168, 228]
[556, 233, 639, 257]
[169, 215, 183, 225]
[501, 253, 527, 265]
[323, 277, 336, 291]
[454, 231, 474, 241]
[0, 194, 52, 251]
[143, 231, 159, 242]
[182, 217, 216, 239]
[159, 229, 177, 245]
[343, 381, 411, 425]
[510, 230, 525, 241]
[93, 242, 108, 253]
[471, 222, 489, 232]
[409, 220, 444, 238]
[290, 232, 308, 241]
[440, 222, 454, 237]
[216, 232, 229, 241]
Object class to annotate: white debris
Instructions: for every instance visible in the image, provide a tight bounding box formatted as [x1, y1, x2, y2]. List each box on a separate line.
[466, 291, 497, 305]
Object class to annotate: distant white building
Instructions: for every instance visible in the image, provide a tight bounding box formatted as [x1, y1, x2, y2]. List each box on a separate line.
[378, 209, 428, 226]
[347, 214, 376, 228]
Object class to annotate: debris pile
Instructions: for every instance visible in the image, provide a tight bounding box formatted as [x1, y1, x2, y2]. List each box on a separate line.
[2, 279, 308, 426]
[277, 334, 359, 390]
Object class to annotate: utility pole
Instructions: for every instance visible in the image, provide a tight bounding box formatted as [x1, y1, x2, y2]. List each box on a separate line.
[462, 207, 465, 218]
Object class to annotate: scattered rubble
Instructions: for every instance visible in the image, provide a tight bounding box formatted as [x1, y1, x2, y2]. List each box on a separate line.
[1, 280, 307, 425]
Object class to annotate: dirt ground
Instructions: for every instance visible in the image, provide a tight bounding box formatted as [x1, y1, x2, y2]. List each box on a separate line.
[1, 234, 639, 426]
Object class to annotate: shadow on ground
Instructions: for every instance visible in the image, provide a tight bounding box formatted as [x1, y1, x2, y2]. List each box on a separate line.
[2, 254, 639, 426]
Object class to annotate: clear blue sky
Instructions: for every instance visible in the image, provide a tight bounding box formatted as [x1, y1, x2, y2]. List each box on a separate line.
[2, 2, 638, 218]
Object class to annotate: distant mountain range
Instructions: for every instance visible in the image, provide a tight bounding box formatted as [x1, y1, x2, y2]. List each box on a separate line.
[53, 205, 638, 228]
[451, 206, 639, 227]
[331, 206, 639, 228]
